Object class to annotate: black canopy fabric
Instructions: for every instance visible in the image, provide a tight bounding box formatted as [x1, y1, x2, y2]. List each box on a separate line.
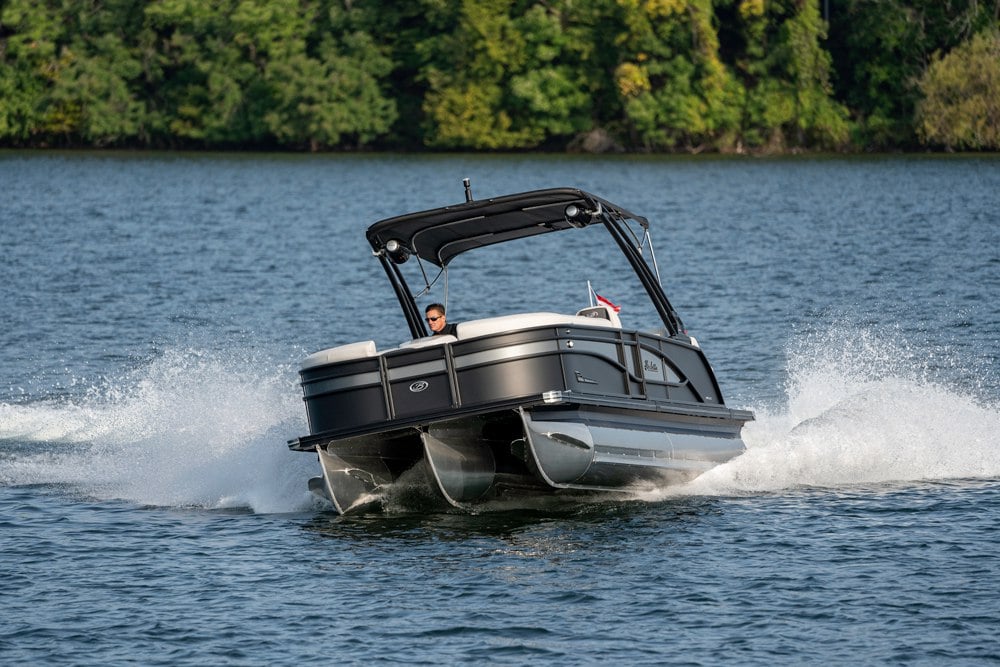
[365, 187, 646, 267]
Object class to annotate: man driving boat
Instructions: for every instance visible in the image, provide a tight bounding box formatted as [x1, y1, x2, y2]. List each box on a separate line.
[425, 303, 457, 336]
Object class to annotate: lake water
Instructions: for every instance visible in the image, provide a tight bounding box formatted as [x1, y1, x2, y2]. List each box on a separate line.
[2, 152, 999, 665]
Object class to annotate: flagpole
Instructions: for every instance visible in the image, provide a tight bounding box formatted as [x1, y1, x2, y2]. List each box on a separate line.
[587, 280, 594, 307]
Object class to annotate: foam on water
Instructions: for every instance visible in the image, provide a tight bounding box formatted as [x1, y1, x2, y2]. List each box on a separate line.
[681, 326, 1000, 496]
[0, 348, 316, 513]
[2, 326, 998, 514]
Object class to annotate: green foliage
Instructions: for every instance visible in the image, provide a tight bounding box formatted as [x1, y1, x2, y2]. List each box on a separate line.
[917, 31, 1000, 150]
[730, 0, 850, 151]
[507, 5, 592, 139]
[615, 0, 743, 151]
[419, 0, 592, 149]
[0, 0, 995, 151]
[775, 1, 850, 148]
[0, 65, 43, 142]
[262, 32, 397, 150]
[46, 34, 146, 145]
[825, 0, 1000, 148]
[0, 0, 61, 142]
[419, 0, 536, 148]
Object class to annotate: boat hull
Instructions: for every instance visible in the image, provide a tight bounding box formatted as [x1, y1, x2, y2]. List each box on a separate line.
[521, 406, 744, 489]
[292, 317, 752, 514]
[306, 400, 747, 513]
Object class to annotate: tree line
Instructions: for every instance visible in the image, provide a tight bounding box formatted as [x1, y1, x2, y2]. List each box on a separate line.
[1, 0, 998, 153]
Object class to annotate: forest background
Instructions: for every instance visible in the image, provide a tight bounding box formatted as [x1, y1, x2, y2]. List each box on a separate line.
[1, 0, 999, 153]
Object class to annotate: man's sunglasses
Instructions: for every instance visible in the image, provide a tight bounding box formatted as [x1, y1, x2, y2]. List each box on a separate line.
[426, 316, 442, 322]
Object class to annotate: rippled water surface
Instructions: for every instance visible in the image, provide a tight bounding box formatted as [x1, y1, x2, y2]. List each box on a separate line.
[2, 152, 999, 665]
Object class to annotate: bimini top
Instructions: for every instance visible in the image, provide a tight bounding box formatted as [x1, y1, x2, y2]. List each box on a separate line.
[365, 187, 647, 268]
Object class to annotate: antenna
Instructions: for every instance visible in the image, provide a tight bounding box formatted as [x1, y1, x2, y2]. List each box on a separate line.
[463, 178, 473, 202]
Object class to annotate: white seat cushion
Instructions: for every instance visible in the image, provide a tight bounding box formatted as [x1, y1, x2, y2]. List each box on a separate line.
[300, 340, 378, 369]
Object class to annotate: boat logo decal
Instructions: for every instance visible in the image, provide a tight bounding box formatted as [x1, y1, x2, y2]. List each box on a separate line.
[574, 371, 598, 385]
[409, 380, 429, 393]
[643, 359, 660, 374]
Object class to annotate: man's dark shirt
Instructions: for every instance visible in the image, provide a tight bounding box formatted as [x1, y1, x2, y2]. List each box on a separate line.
[434, 323, 458, 336]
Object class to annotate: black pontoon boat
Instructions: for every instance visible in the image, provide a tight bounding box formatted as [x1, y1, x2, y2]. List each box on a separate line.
[289, 182, 753, 513]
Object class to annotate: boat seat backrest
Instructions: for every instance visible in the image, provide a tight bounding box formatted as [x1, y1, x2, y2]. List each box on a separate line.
[300, 340, 378, 369]
[397, 334, 457, 349]
[456, 311, 620, 340]
[302, 311, 625, 368]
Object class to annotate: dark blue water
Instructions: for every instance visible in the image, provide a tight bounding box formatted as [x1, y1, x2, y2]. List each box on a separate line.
[2, 152, 999, 665]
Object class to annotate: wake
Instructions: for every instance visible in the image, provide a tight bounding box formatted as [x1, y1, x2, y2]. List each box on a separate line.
[679, 327, 1000, 496]
[0, 349, 316, 513]
[2, 327, 998, 513]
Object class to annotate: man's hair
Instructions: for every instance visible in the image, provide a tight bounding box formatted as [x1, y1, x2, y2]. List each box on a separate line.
[425, 303, 446, 315]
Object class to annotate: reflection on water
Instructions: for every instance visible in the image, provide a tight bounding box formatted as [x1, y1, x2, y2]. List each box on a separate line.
[302, 493, 720, 545]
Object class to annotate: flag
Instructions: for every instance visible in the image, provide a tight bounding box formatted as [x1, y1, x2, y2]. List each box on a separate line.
[594, 292, 621, 313]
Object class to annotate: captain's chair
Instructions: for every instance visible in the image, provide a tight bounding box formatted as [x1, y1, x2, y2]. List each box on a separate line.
[575, 305, 622, 328]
